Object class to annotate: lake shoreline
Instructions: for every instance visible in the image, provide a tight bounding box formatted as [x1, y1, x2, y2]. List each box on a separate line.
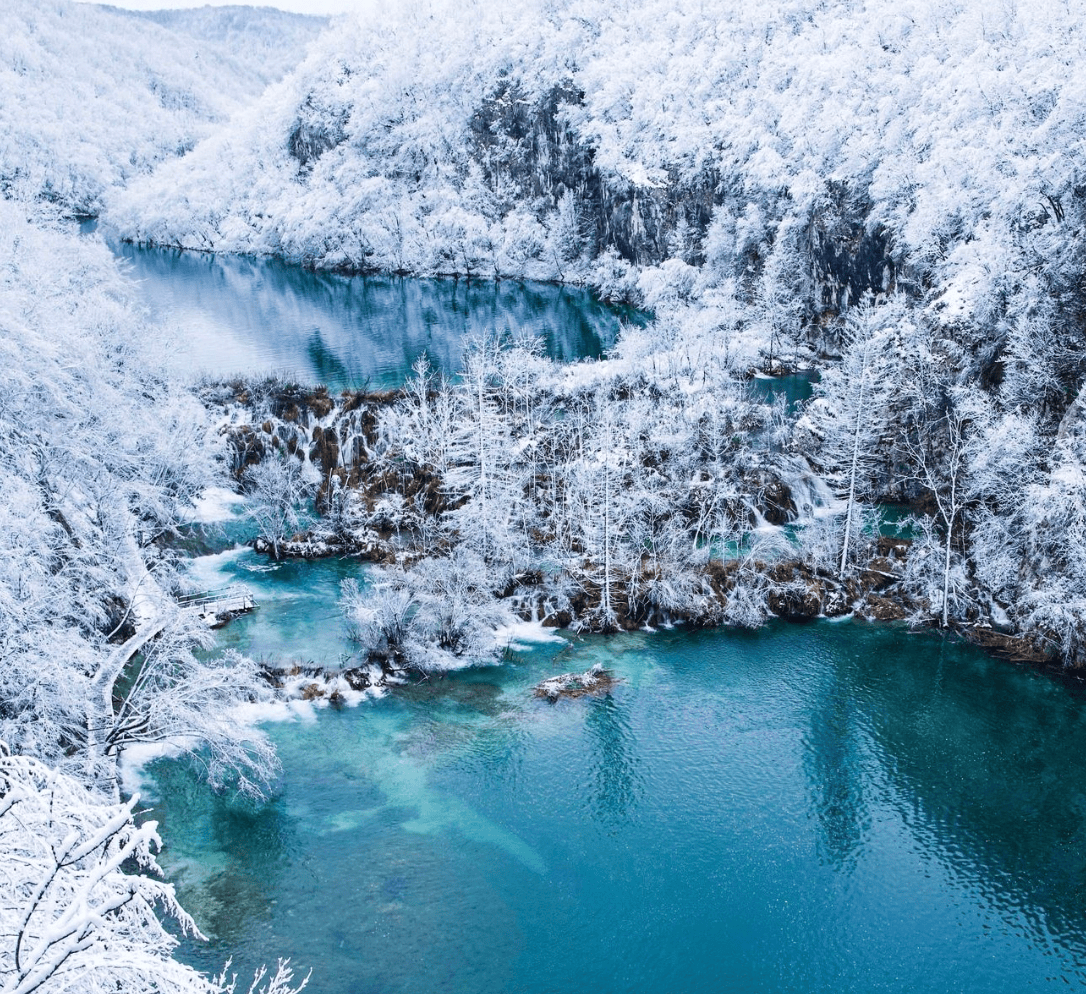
[193, 364, 1061, 687]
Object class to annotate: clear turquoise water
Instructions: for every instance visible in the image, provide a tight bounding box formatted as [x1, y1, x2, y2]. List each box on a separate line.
[84, 224, 638, 389]
[145, 555, 1086, 993]
[748, 371, 816, 411]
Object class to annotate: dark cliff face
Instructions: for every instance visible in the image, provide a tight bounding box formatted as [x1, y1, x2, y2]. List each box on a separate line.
[592, 173, 721, 268]
[469, 83, 593, 208]
[808, 184, 897, 311]
[467, 82, 725, 269]
[463, 80, 897, 325]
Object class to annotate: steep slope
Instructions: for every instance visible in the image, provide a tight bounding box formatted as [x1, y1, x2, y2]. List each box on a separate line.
[0, 0, 324, 214]
[0, 200, 275, 783]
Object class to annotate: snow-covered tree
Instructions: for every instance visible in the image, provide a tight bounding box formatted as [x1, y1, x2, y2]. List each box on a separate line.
[0, 746, 307, 994]
[900, 395, 975, 629]
[244, 454, 308, 561]
[799, 298, 903, 573]
[0, 204, 282, 795]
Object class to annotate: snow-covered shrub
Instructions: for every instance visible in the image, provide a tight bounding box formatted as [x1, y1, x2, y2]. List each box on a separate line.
[342, 553, 515, 673]
[0, 746, 308, 994]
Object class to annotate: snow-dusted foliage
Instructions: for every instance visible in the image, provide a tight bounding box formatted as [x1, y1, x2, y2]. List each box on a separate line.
[111, 0, 1086, 319]
[796, 298, 907, 573]
[0, 201, 276, 789]
[0, 746, 204, 994]
[244, 454, 309, 561]
[0, 0, 323, 214]
[0, 747, 308, 994]
[212, 338, 809, 669]
[341, 555, 517, 673]
[796, 289, 1086, 661]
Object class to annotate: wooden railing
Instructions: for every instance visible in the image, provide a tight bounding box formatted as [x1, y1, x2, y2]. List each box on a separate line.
[178, 584, 255, 617]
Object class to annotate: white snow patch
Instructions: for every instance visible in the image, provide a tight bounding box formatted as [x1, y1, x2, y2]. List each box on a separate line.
[188, 486, 246, 524]
[118, 741, 187, 799]
[989, 601, 1013, 629]
[494, 621, 566, 650]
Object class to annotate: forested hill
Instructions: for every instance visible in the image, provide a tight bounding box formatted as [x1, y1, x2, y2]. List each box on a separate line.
[0, 0, 325, 214]
[111, 0, 1086, 325]
[107, 4, 328, 81]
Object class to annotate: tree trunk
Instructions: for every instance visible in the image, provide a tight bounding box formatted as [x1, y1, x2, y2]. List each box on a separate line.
[840, 341, 869, 574]
[602, 457, 612, 622]
[942, 518, 953, 628]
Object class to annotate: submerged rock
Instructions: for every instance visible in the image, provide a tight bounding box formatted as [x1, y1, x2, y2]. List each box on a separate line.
[964, 629, 1055, 667]
[534, 663, 620, 702]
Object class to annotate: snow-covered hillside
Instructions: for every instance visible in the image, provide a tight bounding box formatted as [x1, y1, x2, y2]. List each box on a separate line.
[110, 4, 328, 83]
[0, 0, 325, 214]
[111, 0, 1086, 322]
[0, 201, 280, 788]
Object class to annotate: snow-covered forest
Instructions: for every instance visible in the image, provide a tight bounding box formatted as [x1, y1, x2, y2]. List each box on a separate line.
[0, 0, 323, 213]
[4, 0, 1086, 987]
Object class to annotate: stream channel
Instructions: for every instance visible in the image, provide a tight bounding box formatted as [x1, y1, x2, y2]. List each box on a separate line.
[100, 231, 1086, 992]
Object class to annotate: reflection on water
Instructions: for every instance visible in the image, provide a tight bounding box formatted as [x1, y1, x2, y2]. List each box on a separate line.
[802, 654, 871, 870]
[856, 636, 1086, 962]
[83, 223, 640, 388]
[585, 695, 643, 826]
[140, 563, 1086, 992]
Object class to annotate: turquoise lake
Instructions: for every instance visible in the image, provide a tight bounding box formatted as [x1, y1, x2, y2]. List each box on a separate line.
[98, 239, 1086, 993]
[140, 550, 1086, 993]
[85, 223, 635, 389]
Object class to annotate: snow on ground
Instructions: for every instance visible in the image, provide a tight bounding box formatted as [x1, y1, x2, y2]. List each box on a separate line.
[188, 486, 247, 524]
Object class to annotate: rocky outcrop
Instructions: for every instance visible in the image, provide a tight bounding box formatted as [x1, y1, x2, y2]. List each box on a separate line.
[534, 663, 620, 701]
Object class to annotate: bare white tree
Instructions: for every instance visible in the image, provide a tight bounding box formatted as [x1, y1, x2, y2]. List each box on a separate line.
[799, 298, 903, 575]
[0, 746, 306, 994]
[244, 455, 307, 560]
[900, 401, 973, 628]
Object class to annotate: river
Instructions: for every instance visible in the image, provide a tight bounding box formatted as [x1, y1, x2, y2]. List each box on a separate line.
[106, 239, 1086, 993]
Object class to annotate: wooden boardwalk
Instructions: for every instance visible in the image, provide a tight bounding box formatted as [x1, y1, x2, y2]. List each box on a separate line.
[178, 585, 255, 627]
